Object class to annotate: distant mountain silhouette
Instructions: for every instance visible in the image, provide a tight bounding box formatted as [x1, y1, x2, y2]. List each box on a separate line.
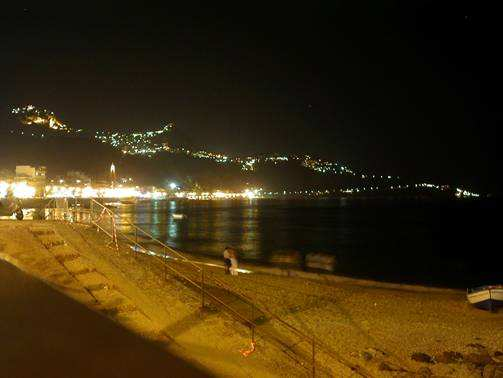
[0, 129, 363, 191]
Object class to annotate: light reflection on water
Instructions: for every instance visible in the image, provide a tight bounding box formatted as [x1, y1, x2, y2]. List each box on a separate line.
[113, 198, 501, 287]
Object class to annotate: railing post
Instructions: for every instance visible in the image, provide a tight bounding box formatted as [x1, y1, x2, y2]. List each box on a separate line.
[164, 246, 167, 279]
[201, 266, 205, 309]
[90, 199, 94, 223]
[312, 338, 315, 377]
[134, 228, 138, 260]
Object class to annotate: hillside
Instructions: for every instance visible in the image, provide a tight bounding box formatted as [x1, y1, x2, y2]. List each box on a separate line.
[0, 131, 364, 191]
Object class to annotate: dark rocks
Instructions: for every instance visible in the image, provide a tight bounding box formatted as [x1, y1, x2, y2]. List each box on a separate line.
[417, 367, 432, 377]
[465, 352, 493, 367]
[411, 352, 434, 364]
[435, 351, 464, 364]
[483, 364, 503, 378]
[360, 351, 373, 361]
[378, 362, 393, 371]
[467, 343, 486, 351]
[495, 351, 503, 358]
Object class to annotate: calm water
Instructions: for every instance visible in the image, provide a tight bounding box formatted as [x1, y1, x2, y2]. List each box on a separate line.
[115, 198, 500, 288]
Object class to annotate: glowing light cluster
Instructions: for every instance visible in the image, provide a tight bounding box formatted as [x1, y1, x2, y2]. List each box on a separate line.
[455, 188, 480, 198]
[94, 124, 173, 157]
[11, 105, 75, 132]
[414, 183, 449, 190]
[10, 105, 386, 178]
[0, 181, 37, 198]
[301, 156, 355, 175]
[44, 185, 167, 199]
[174, 188, 262, 200]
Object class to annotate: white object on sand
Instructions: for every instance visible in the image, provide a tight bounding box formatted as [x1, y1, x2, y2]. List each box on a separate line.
[467, 285, 503, 311]
[230, 258, 238, 276]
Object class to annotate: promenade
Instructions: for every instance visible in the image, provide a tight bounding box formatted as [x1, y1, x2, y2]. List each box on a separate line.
[0, 258, 206, 377]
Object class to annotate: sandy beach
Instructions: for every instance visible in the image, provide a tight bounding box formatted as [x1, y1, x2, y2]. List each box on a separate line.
[1, 220, 502, 377]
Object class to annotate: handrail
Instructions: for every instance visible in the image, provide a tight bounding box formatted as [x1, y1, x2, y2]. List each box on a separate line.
[112, 227, 313, 370]
[44, 198, 311, 345]
[89, 201, 316, 333]
[59, 198, 356, 376]
[88, 200, 258, 330]
[90, 199, 202, 271]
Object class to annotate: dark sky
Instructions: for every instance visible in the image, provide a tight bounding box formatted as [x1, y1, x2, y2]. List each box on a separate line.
[1, 2, 501, 188]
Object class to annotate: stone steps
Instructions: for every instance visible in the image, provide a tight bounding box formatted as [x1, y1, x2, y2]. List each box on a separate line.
[28, 222, 155, 337]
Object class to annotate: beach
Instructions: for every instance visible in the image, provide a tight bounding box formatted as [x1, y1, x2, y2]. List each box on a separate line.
[1, 220, 502, 377]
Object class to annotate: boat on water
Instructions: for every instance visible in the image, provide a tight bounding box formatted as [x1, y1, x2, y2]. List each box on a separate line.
[467, 285, 503, 311]
[172, 213, 185, 219]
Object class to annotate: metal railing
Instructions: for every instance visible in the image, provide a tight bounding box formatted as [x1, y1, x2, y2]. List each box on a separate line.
[41, 197, 361, 376]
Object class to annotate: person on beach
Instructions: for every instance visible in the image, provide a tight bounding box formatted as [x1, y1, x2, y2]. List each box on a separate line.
[223, 246, 232, 274]
[229, 249, 239, 276]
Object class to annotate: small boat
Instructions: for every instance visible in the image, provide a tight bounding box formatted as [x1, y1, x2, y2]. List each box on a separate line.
[172, 213, 185, 219]
[467, 285, 503, 311]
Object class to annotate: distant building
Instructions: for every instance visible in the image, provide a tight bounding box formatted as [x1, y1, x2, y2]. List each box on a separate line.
[15, 165, 46, 179]
[15, 165, 36, 178]
[14, 165, 46, 197]
[36, 166, 47, 178]
[0, 168, 14, 180]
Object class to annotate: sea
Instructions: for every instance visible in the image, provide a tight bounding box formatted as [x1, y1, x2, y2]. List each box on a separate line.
[114, 197, 501, 288]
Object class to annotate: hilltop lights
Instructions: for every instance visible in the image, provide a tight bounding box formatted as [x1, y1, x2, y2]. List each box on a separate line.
[12, 105, 73, 132]
[94, 124, 174, 157]
[11, 105, 403, 180]
[455, 188, 480, 198]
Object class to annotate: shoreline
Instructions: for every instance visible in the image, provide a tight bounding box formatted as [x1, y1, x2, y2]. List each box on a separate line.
[156, 248, 464, 295]
[140, 241, 468, 293]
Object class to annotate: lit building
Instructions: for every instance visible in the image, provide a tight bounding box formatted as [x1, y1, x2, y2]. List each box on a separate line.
[15, 165, 46, 180]
[110, 163, 116, 187]
[15, 165, 37, 178]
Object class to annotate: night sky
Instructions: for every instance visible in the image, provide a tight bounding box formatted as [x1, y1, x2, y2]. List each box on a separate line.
[1, 2, 501, 189]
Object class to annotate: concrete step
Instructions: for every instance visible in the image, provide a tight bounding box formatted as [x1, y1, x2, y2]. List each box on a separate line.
[29, 227, 56, 236]
[50, 245, 78, 259]
[91, 289, 129, 308]
[62, 257, 93, 275]
[56, 254, 81, 263]
[37, 235, 66, 249]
